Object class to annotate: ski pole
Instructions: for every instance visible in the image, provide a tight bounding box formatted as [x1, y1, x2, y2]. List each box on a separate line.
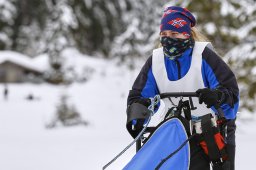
[102, 95, 160, 170]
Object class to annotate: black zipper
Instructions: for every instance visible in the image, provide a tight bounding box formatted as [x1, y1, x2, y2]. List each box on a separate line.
[175, 59, 181, 79]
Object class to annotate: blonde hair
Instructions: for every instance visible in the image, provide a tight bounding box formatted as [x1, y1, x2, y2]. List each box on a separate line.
[191, 27, 209, 42]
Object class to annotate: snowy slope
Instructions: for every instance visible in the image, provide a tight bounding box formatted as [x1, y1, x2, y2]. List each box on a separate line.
[0, 52, 137, 170]
[0, 51, 255, 170]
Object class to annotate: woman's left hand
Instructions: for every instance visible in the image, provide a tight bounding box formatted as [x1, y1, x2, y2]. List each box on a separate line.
[196, 88, 224, 108]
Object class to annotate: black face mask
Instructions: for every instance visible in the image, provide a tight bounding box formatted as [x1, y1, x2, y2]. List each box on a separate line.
[160, 36, 195, 60]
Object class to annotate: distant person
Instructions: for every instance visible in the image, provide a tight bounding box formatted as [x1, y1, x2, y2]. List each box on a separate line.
[25, 93, 41, 101]
[26, 93, 34, 101]
[3, 84, 8, 100]
[126, 6, 239, 170]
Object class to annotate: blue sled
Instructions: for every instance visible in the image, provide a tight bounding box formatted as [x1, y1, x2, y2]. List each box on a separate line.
[123, 118, 190, 170]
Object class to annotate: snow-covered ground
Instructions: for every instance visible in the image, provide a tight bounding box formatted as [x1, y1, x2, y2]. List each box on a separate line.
[0, 53, 255, 170]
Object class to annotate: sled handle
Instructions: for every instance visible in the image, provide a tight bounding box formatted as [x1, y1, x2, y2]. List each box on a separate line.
[160, 92, 197, 98]
[159, 92, 225, 118]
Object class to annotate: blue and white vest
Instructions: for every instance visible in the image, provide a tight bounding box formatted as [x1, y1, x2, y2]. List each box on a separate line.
[152, 42, 214, 117]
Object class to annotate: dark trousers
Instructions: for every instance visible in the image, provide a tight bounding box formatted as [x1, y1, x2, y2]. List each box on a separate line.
[189, 119, 236, 170]
[226, 119, 236, 170]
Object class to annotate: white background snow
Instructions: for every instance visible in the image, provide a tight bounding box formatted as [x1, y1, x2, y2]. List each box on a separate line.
[0, 50, 255, 170]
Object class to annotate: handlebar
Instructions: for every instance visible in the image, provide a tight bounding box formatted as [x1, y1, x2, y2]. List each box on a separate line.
[159, 92, 225, 118]
[160, 92, 197, 99]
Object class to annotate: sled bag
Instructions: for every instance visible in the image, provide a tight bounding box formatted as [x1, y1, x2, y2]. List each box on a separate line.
[198, 114, 228, 161]
[123, 118, 190, 170]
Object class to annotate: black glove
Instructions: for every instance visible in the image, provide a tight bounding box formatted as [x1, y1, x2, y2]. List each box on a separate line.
[196, 88, 225, 108]
[126, 98, 151, 138]
[133, 98, 151, 107]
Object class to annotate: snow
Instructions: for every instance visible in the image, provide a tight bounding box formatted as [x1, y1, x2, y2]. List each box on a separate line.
[33, 54, 51, 71]
[84, 0, 92, 9]
[0, 51, 45, 72]
[0, 32, 9, 42]
[61, 48, 108, 75]
[225, 41, 256, 61]
[204, 23, 216, 35]
[0, 51, 255, 170]
[0, 0, 16, 23]
[60, 3, 78, 29]
[238, 23, 256, 39]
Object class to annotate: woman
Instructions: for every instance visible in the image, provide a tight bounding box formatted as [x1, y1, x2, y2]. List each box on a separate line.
[126, 6, 239, 170]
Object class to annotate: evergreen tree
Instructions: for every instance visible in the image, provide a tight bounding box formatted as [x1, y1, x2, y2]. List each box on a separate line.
[43, 0, 77, 84]
[110, 0, 191, 68]
[0, 0, 17, 50]
[10, 0, 48, 56]
[221, 0, 256, 112]
[189, 0, 256, 112]
[188, 0, 239, 55]
[69, 0, 124, 56]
